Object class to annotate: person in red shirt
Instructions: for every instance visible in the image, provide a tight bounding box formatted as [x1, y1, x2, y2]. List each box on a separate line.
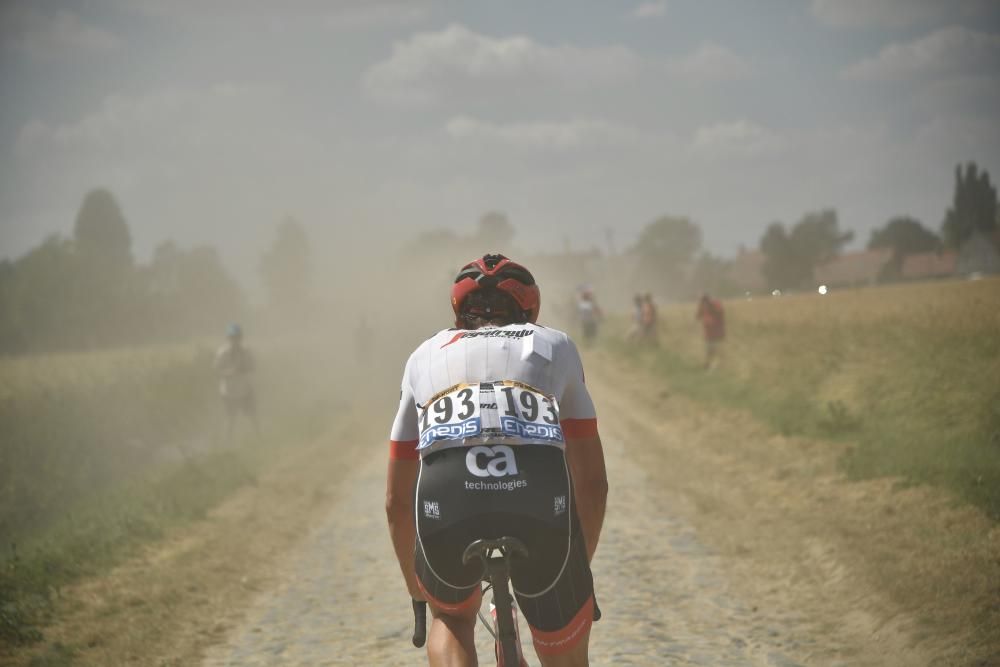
[695, 294, 725, 370]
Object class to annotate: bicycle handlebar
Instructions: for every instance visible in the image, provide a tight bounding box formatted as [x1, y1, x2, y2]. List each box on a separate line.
[412, 599, 427, 648]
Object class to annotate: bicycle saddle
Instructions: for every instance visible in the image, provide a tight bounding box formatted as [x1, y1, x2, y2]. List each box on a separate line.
[462, 537, 529, 565]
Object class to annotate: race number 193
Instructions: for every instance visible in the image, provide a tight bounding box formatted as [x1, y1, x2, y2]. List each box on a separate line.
[496, 382, 563, 443]
[417, 384, 482, 450]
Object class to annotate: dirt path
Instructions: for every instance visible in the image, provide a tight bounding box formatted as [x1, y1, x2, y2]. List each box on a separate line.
[194, 351, 988, 666]
[198, 412, 810, 666]
[12, 353, 998, 666]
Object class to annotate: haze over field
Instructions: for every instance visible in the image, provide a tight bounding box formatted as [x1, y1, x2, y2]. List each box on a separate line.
[3, 5, 1000, 663]
[2, 0, 999, 287]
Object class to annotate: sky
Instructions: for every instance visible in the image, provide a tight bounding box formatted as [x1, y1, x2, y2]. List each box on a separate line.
[1, 0, 999, 284]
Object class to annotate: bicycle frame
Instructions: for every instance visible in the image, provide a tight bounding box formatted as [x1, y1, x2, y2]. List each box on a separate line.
[411, 536, 529, 666]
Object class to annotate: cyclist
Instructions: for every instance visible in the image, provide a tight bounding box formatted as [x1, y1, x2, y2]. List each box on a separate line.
[213, 323, 259, 440]
[386, 254, 608, 666]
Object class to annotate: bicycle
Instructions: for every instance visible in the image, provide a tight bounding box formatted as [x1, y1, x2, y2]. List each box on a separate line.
[411, 536, 529, 666]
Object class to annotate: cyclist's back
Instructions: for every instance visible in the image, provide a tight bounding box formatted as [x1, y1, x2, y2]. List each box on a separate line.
[394, 323, 588, 423]
[386, 254, 608, 667]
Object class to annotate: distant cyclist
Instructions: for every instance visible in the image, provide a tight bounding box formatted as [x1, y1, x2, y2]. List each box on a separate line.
[213, 323, 259, 440]
[386, 254, 608, 666]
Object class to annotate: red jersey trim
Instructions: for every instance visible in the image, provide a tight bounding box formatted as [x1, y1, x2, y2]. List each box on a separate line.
[562, 418, 598, 439]
[528, 596, 594, 655]
[389, 439, 419, 460]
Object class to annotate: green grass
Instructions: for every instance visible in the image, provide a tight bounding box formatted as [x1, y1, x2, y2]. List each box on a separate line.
[0, 442, 264, 648]
[26, 642, 76, 667]
[604, 277, 1000, 520]
[0, 346, 219, 542]
[0, 339, 354, 651]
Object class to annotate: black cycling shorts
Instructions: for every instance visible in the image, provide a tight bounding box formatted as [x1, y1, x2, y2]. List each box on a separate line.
[414, 443, 594, 643]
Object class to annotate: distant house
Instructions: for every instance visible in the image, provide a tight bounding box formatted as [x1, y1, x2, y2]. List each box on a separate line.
[900, 250, 957, 280]
[727, 248, 767, 293]
[814, 248, 893, 288]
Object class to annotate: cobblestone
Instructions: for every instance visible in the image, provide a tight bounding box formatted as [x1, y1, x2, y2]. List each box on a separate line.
[201, 418, 821, 666]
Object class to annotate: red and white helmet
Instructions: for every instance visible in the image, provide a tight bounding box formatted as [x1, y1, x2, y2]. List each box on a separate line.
[451, 253, 540, 325]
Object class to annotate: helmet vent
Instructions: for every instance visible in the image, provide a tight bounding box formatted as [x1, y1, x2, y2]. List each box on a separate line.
[482, 253, 506, 270]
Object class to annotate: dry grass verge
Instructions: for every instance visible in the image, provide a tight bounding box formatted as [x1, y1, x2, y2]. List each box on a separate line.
[589, 349, 1000, 666]
[2, 407, 379, 667]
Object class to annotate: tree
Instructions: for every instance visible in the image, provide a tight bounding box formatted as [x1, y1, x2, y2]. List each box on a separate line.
[73, 188, 133, 271]
[942, 162, 997, 248]
[70, 189, 138, 345]
[476, 211, 515, 250]
[146, 241, 245, 338]
[690, 252, 737, 298]
[260, 217, 311, 311]
[0, 260, 19, 353]
[5, 235, 83, 351]
[630, 216, 702, 295]
[760, 222, 797, 290]
[868, 216, 941, 280]
[175, 246, 245, 332]
[759, 209, 853, 290]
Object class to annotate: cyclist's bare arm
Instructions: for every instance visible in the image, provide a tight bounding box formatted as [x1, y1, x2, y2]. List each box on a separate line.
[386, 457, 424, 600]
[565, 433, 608, 562]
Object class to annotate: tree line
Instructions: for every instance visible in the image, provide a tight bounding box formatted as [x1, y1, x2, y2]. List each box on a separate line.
[404, 161, 997, 303]
[0, 189, 314, 355]
[631, 161, 998, 297]
[1, 161, 995, 353]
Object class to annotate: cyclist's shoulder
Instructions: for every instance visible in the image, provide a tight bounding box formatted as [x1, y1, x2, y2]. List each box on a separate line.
[533, 323, 577, 346]
[402, 328, 459, 361]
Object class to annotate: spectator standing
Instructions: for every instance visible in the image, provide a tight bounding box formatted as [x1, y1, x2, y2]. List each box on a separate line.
[626, 293, 644, 342]
[640, 293, 658, 345]
[695, 294, 725, 370]
[214, 323, 259, 440]
[577, 287, 602, 345]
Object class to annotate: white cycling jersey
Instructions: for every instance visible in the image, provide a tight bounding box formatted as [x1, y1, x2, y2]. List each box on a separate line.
[389, 323, 597, 460]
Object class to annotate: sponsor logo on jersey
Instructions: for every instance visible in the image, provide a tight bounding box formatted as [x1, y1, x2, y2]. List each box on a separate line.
[465, 478, 528, 491]
[465, 444, 519, 478]
[499, 416, 564, 442]
[423, 500, 441, 519]
[418, 418, 481, 449]
[440, 328, 534, 348]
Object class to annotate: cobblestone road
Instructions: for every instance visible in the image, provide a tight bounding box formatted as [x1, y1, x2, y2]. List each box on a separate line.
[201, 411, 823, 667]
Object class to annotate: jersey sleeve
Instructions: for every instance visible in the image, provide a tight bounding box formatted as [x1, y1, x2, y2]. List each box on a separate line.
[388, 354, 420, 460]
[557, 336, 598, 439]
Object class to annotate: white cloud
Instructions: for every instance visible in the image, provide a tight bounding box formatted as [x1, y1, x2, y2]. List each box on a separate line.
[5, 82, 339, 278]
[363, 24, 642, 106]
[444, 116, 640, 151]
[842, 26, 1000, 81]
[911, 115, 1000, 167]
[666, 42, 752, 82]
[912, 74, 1000, 118]
[691, 121, 784, 158]
[629, 2, 667, 19]
[15, 84, 285, 158]
[1, 6, 119, 60]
